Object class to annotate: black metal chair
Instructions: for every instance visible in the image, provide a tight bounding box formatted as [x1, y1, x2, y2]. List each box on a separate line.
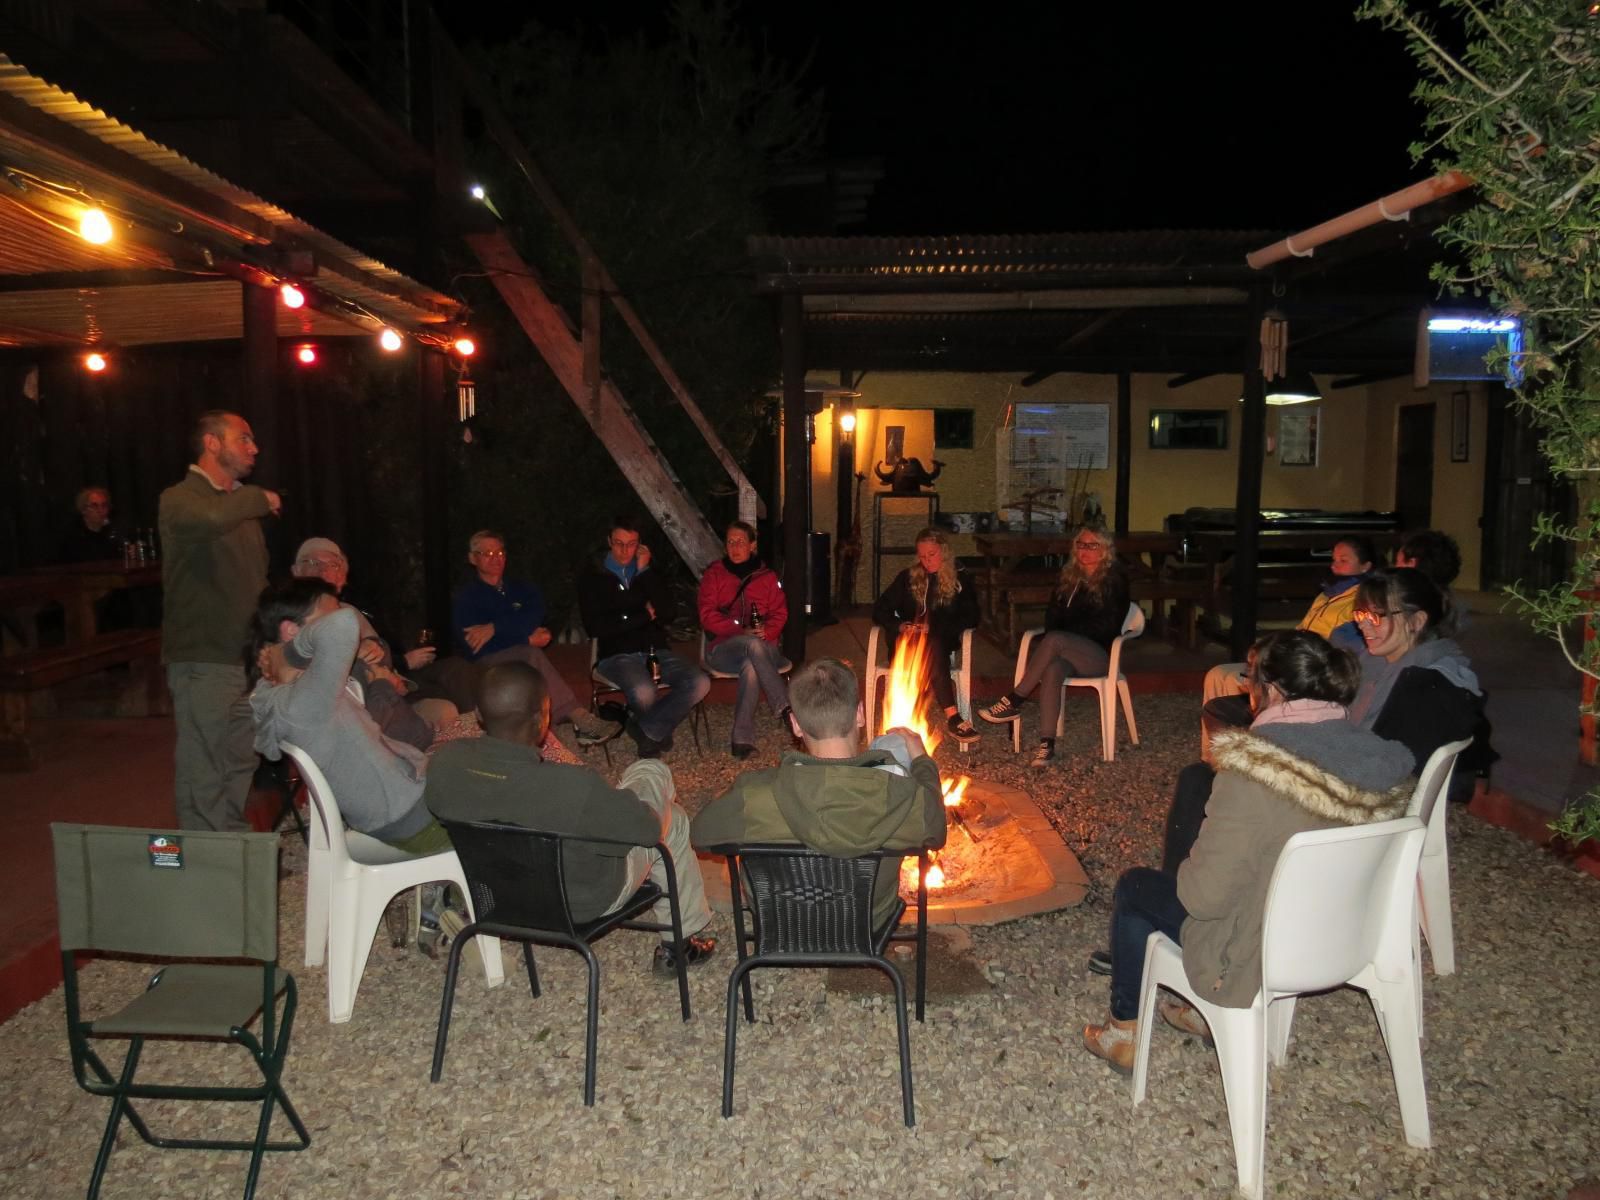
[50, 823, 310, 1200]
[708, 842, 931, 1128]
[430, 818, 693, 1105]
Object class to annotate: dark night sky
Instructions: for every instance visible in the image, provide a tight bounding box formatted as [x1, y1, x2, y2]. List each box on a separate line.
[443, 2, 1429, 236]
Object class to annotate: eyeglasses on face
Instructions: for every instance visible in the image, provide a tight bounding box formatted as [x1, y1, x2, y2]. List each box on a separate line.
[610, 537, 639, 550]
[1073, 541, 1107, 552]
[1353, 607, 1405, 626]
[473, 548, 506, 559]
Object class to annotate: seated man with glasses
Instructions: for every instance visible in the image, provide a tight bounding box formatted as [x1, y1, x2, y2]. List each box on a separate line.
[452, 529, 621, 748]
[578, 516, 710, 758]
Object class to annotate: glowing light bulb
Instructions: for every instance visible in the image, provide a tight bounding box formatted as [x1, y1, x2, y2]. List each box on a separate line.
[453, 336, 476, 357]
[839, 411, 857, 433]
[379, 328, 403, 352]
[296, 344, 317, 365]
[84, 352, 108, 372]
[279, 282, 305, 309]
[79, 208, 113, 245]
[470, 184, 486, 200]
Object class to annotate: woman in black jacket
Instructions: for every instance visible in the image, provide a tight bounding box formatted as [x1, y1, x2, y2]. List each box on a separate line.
[980, 525, 1131, 767]
[872, 527, 981, 745]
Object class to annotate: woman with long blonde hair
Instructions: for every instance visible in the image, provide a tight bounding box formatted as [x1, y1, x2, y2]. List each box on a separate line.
[981, 525, 1130, 767]
[872, 527, 981, 744]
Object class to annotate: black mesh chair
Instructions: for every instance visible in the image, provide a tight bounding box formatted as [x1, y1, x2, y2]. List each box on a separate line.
[51, 823, 310, 1200]
[708, 842, 931, 1128]
[430, 817, 693, 1106]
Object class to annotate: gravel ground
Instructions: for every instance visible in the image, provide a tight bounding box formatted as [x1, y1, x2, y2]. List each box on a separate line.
[2, 695, 1596, 1199]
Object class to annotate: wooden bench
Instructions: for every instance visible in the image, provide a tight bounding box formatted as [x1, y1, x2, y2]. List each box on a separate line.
[0, 629, 167, 770]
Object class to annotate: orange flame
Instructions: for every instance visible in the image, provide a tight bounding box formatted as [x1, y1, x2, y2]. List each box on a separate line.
[902, 851, 944, 892]
[882, 626, 940, 754]
[942, 775, 969, 807]
[924, 858, 946, 888]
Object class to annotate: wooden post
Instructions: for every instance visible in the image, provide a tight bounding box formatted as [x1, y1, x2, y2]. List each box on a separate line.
[1115, 369, 1132, 536]
[240, 281, 278, 486]
[1231, 292, 1268, 660]
[418, 347, 451, 637]
[836, 368, 856, 606]
[781, 293, 808, 665]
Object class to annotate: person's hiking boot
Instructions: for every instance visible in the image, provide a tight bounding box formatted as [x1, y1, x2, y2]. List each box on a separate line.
[651, 933, 718, 977]
[1029, 739, 1055, 769]
[979, 695, 1023, 724]
[731, 742, 757, 760]
[948, 714, 981, 746]
[437, 907, 483, 979]
[1082, 1015, 1138, 1077]
[571, 708, 622, 747]
[383, 892, 412, 949]
[1158, 996, 1214, 1047]
[1086, 948, 1112, 976]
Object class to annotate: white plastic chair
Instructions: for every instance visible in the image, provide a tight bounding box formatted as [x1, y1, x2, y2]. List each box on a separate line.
[1407, 737, 1473, 978]
[281, 742, 504, 1024]
[1010, 602, 1144, 760]
[863, 625, 973, 747]
[1131, 817, 1430, 1200]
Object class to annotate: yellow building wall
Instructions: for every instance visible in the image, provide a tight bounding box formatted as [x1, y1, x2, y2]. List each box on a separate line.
[794, 370, 1488, 602]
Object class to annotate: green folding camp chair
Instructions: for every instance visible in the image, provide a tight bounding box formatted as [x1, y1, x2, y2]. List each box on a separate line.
[52, 823, 310, 1199]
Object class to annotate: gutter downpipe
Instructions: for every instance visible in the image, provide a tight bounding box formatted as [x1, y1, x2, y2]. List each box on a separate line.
[1245, 170, 1473, 270]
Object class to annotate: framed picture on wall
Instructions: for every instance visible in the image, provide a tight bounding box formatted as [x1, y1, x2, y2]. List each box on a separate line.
[1278, 408, 1319, 467]
[884, 425, 905, 464]
[1451, 391, 1470, 462]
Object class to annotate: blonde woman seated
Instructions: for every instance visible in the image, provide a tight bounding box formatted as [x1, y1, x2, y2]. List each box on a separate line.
[872, 527, 980, 745]
[1083, 630, 1413, 1074]
[979, 525, 1129, 768]
[1199, 534, 1376, 759]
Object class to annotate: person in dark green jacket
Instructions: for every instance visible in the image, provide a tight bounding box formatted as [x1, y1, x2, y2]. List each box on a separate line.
[425, 661, 715, 975]
[158, 410, 281, 831]
[693, 657, 947, 932]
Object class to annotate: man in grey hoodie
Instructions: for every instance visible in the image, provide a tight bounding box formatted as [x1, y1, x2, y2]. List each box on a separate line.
[692, 657, 947, 931]
[249, 578, 447, 854]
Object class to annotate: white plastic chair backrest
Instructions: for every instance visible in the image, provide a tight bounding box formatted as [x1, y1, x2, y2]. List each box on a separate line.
[1104, 602, 1146, 679]
[1406, 738, 1472, 857]
[1259, 816, 1425, 996]
[280, 741, 345, 868]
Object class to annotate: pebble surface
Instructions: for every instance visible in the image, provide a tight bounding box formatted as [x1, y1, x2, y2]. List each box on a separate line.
[1, 695, 1595, 1198]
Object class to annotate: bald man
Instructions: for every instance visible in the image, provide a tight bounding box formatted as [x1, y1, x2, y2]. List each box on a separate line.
[424, 662, 715, 975]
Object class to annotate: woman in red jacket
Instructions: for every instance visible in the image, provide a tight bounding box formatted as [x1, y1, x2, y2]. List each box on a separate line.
[698, 521, 790, 758]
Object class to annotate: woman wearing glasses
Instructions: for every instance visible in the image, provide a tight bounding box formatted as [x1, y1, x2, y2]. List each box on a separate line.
[980, 525, 1130, 767]
[872, 527, 982, 745]
[1348, 567, 1488, 784]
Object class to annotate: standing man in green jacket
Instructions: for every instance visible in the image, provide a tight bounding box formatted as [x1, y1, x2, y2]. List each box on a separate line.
[159, 410, 281, 830]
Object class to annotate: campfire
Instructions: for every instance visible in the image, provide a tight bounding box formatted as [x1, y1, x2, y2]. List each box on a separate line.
[880, 628, 974, 895]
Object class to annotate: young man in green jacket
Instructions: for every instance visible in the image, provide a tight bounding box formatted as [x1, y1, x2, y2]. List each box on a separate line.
[158, 410, 281, 831]
[692, 657, 947, 932]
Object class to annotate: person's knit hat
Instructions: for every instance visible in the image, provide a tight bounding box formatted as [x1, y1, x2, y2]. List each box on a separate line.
[293, 537, 346, 570]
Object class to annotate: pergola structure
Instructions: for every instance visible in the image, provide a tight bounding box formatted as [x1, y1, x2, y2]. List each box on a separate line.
[750, 210, 1473, 659]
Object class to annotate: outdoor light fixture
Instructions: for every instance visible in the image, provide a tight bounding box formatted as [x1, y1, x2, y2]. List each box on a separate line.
[295, 344, 317, 365]
[279, 282, 306, 310]
[839, 410, 857, 434]
[468, 183, 504, 219]
[83, 352, 107, 372]
[470, 184, 486, 200]
[78, 208, 112, 245]
[379, 328, 404, 352]
[1240, 370, 1322, 406]
[453, 335, 476, 357]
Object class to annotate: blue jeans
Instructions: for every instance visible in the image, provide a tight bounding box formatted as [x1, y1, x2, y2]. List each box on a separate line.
[597, 650, 710, 743]
[1108, 866, 1188, 1020]
[706, 635, 791, 745]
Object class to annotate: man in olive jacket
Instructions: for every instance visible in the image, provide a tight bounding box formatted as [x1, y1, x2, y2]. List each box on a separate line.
[692, 657, 946, 931]
[425, 661, 715, 972]
[158, 410, 281, 830]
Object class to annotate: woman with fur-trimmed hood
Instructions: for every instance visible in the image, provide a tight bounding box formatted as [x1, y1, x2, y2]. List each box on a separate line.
[1083, 630, 1414, 1075]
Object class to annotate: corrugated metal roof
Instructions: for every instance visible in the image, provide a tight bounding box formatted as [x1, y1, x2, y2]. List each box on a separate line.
[0, 52, 460, 347]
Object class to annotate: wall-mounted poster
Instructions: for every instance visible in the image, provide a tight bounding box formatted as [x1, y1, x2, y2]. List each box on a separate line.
[1011, 403, 1110, 470]
[1278, 408, 1319, 467]
[884, 425, 905, 464]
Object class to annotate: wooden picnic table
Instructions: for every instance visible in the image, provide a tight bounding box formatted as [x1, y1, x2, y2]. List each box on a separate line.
[1, 560, 162, 650]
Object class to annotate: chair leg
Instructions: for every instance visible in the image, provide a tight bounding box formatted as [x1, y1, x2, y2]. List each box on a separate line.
[1099, 685, 1115, 761]
[302, 852, 329, 968]
[722, 960, 758, 1117]
[429, 934, 469, 1082]
[1213, 1015, 1269, 1200]
[579, 943, 603, 1106]
[1372, 978, 1432, 1149]
[1118, 679, 1138, 746]
[87, 1038, 144, 1200]
[1266, 996, 1296, 1067]
[522, 943, 541, 997]
[879, 960, 916, 1127]
[1417, 852, 1455, 975]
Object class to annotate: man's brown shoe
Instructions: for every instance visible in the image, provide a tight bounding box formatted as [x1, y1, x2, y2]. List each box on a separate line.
[1082, 1015, 1138, 1077]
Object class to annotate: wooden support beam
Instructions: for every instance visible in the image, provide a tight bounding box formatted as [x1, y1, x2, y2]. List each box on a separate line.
[1231, 292, 1268, 659]
[464, 229, 721, 572]
[1115, 370, 1131, 536]
[581, 255, 602, 420]
[781, 292, 808, 665]
[418, 347, 451, 635]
